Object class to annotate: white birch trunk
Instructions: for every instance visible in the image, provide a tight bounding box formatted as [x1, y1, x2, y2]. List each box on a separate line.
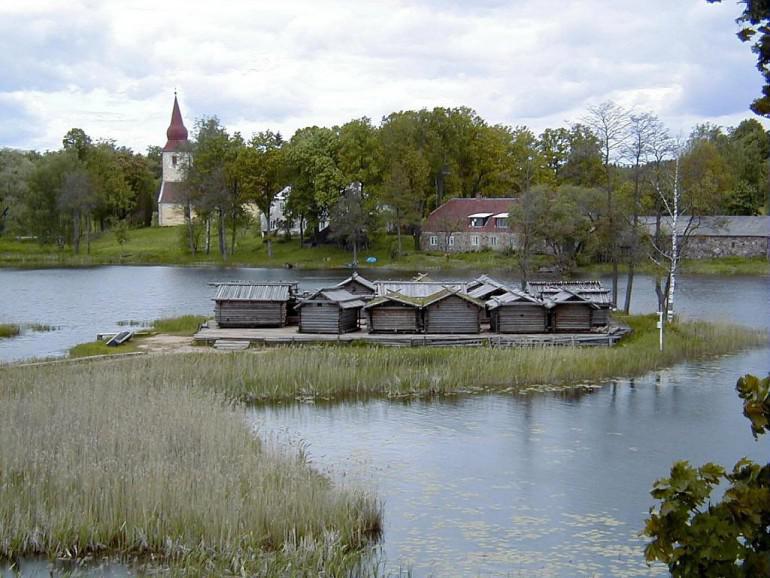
[667, 157, 680, 322]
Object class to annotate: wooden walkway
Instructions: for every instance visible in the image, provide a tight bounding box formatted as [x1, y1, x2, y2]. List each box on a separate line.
[194, 323, 630, 348]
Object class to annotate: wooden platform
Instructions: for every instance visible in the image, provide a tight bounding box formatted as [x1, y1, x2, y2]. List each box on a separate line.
[194, 322, 630, 348]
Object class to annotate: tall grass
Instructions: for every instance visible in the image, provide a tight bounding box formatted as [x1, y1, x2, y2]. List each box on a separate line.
[0, 323, 20, 339]
[53, 315, 768, 403]
[152, 315, 209, 336]
[0, 363, 381, 574]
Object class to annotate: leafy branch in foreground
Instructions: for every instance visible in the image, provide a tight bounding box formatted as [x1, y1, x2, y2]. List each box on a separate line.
[644, 374, 770, 577]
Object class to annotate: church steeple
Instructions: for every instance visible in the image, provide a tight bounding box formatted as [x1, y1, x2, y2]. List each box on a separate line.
[163, 92, 188, 151]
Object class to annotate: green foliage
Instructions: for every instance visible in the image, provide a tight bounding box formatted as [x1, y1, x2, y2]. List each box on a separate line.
[0, 323, 20, 339]
[644, 374, 770, 576]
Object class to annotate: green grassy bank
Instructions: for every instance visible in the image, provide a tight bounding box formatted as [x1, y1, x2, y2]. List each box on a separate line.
[0, 360, 381, 575]
[3, 226, 767, 274]
[68, 315, 208, 358]
[62, 315, 770, 403]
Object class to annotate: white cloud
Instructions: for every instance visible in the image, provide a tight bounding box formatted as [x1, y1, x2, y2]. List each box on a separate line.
[0, 0, 767, 152]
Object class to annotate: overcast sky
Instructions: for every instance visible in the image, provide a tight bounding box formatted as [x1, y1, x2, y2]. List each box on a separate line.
[0, 0, 766, 153]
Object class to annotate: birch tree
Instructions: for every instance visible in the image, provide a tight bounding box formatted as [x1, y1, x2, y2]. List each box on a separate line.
[621, 112, 667, 313]
[584, 102, 631, 307]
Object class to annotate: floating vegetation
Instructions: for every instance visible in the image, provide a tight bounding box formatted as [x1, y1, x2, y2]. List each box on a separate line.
[0, 324, 20, 339]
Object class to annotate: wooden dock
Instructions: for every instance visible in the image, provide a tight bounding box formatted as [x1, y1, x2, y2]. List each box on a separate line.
[194, 322, 630, 348]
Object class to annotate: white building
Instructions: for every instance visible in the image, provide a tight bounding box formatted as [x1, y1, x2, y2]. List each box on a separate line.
[259, 186, 328, 237]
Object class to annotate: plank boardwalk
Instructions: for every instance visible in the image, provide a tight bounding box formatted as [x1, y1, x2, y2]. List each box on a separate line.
[194, 322, 630, 348]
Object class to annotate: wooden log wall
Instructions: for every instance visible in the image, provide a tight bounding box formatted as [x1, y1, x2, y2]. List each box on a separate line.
[591, 308, 610, 326]
[215, 301, 287, 328]
[368, 306, 419, 333]
[299, 303, 360, 334]
[423, 295, 481, 334]
[493, 305, 547, 333]
[551, 304, 592, 333]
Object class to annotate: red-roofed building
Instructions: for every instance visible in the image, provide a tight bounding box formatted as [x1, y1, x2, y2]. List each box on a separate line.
[421, 197, 518, 252]
[157, 93, 192, 226]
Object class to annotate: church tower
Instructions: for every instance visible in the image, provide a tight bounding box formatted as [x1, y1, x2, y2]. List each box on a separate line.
[157, 93, 191, 226]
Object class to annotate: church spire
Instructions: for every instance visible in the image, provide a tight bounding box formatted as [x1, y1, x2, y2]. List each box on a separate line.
[163, 93, 188, 151]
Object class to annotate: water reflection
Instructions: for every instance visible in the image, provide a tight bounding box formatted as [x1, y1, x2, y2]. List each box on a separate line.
[250, 348, 770, 577]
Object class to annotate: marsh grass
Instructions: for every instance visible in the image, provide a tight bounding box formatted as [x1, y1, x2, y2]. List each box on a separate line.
[68, 340, 139, 358]
[0, 362, 381, 574]
[24, 323, 59, 332]
[152, 315, 209, 336]
[104, 315, 765, 403]
[0, 324, 20, 339]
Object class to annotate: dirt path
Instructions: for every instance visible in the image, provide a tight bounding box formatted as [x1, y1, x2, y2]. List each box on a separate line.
[134, 334, 201, 355]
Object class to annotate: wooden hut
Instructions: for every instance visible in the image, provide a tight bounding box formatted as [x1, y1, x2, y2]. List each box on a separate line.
[335, 272, 377, 298]
[527, 280, 612, 327]
[487, 290, 547, 333]
[543, 289, 597, 333]
[296, 289, 365, 334]
[364, 292, 422, 333]
[213, 282, 295, 328]
[422, 289, 484, 334]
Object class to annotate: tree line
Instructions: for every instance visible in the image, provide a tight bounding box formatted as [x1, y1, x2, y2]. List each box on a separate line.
[1, 103, 767, 278]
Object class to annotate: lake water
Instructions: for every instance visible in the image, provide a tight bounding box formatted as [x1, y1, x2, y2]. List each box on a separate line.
[0, 265, 766, 362]
[0, 266, 768, 576]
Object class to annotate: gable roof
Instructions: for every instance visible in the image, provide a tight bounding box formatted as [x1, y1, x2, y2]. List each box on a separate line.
[543, 288, 598, 309]
[527, 280, 612, 306]
[638, 216, 770, 237]
[158, 181, 188, 205]
[421, 287, 485, 308]
[423, 197, 518, 233]
[335, 272, 376, 292]
[486, 289, 542, 310]
[213, 283, 294, 302]
[364, 291, 424, 309]
[467, 275, 516, 299]
[297, 288, 366, 309]
[375, 280, 469, 297]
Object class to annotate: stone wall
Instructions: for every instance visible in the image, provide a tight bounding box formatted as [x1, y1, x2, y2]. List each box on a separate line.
[683, 236, 769, 259]
[421, 231, 518, 253]
[158, 202, 186, 227]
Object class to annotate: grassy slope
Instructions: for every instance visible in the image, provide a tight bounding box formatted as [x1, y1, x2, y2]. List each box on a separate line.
[0, 360, 381, 575]
[2, 226, 767, 274]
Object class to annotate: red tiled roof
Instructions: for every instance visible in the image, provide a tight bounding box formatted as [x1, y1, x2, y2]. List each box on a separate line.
[163, 94, 189, 152]
[423, 197, 517, 232]
[157, 181, 187, 204]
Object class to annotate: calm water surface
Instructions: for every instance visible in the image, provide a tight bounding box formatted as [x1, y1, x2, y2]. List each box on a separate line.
[0, 266, 768, 576]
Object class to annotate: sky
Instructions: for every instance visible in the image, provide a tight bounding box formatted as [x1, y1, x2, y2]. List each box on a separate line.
[0, 0, 766, 153]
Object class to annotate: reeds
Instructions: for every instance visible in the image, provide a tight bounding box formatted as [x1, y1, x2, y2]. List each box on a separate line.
[0, 362, 381, 574]
[96, 315, 765, 403]
[0, 323, 20, 339]
[151, 315, 209, 336]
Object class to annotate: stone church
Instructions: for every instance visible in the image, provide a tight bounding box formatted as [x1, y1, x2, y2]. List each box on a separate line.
[157, 94, 191, 226]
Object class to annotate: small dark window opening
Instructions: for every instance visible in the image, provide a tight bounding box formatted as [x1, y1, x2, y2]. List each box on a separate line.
[172, 155, 178, 167]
